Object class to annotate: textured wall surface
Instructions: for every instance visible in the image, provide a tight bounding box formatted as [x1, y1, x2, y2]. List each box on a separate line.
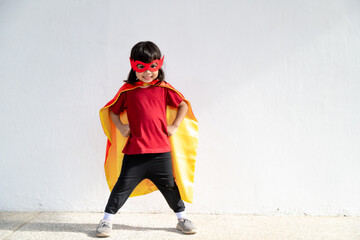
[1, 0, 359, 215]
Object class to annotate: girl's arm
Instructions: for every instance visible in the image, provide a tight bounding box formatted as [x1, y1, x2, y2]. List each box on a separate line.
[167, 100, 188, 136]
[110, 110, 131, 137]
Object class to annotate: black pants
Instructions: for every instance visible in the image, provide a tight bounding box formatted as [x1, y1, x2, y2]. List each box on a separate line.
[105, 152, 185, 214]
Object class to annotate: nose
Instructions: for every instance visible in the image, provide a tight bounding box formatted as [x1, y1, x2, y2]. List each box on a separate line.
[144, 69, 151, 73]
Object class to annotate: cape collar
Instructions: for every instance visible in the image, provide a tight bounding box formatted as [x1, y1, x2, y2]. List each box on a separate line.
[131, 79, 163, 88]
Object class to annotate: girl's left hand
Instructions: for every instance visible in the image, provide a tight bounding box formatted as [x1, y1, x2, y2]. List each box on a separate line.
[167, 125, 178, 137]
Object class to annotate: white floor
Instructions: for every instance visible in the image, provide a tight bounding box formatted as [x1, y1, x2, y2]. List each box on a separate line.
[1, 212, 359, 240]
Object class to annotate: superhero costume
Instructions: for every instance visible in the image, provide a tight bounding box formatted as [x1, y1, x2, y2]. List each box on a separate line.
[99, 79, 198, 203]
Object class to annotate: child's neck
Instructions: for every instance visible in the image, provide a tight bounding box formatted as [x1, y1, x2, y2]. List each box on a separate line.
[139, 82, 152, 88]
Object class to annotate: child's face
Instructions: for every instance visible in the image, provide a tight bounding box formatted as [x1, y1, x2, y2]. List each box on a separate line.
[135, 66, 159, 83]
[130, 57, 163, 83]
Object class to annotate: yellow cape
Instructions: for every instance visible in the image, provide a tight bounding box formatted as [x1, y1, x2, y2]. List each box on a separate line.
[99, 80, 198, 203]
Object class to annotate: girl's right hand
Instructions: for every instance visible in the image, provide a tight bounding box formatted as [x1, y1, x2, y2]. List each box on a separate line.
[119, 124, 131, 137]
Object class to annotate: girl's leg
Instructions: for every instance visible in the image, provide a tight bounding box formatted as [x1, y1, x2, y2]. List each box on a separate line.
[148, 154, 197, 234]
[97, 154, 146, 237]
[147, 152, 185, 213]
[104, 154, 145, 214]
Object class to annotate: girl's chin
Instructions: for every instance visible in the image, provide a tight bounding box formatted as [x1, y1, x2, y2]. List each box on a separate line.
[141, 78, 153, 82]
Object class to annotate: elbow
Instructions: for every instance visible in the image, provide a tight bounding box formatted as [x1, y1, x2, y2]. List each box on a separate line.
[179, 101, 188, 113]
[109, 110, 116, 119]
[180, 100, 188, 108]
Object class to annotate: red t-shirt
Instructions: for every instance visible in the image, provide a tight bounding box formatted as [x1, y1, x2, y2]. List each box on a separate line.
[110, 85, 184, 154]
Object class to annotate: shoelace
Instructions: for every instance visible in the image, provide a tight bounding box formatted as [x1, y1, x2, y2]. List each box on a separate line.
[180, 219, 191, 224]
[99, 221, 111, 228]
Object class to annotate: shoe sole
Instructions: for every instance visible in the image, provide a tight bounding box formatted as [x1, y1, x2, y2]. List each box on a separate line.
[176, 226, 197, 234]
[96, 232, 111, 238]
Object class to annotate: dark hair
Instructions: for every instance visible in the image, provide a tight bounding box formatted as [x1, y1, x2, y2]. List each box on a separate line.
[125, 41, 165, 84]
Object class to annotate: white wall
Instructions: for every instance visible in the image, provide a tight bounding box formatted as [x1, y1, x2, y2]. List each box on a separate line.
[1, 0, 360, 215]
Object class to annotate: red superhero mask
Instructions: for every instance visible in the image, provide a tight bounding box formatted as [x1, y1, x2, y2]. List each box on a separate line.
[130, 56, 164, 73]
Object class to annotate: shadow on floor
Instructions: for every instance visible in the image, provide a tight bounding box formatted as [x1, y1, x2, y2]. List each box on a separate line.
[1, 221, 179, 239]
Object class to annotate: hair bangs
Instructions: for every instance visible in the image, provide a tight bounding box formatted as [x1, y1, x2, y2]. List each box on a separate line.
[131, 42, 161, 63]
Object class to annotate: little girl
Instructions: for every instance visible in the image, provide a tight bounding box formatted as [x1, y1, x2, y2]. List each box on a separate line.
[97, 41, 199, 237]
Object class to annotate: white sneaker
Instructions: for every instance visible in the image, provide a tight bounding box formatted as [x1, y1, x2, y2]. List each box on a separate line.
[176, 218, 197, 234]
[96, 219, 112, 237]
